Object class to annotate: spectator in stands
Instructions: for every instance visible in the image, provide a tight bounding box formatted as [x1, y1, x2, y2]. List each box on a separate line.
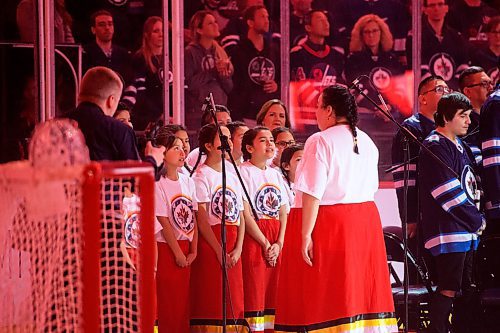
[121, 16, 167, 131]
[407, 0, 470, 90]
[345, 14, 404, 112]
[315, 0, 410, 61]
[458, 66, 494, 164]
[447, 0, 498, 44]
[256, 99, 291, 130]
[470, 16, 500, 84]
[83, 10, 132, 84]
[220, 0, 280, 55]
[290, 0, 313, 46]
[228, 5, 280, 123]
[184, 0, 242, 32]
[113, 104, 134, 129]
[290, 10, 345, 87]
[184, 10, 234, 131]
[17, 0, 74, 43]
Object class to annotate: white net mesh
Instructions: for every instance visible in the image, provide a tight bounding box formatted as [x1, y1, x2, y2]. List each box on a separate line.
[0, 161, 85, 332]
[0, 120, 154, 332]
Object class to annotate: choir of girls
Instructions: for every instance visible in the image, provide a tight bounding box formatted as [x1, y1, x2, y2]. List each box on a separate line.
[151, 84, 396, 333]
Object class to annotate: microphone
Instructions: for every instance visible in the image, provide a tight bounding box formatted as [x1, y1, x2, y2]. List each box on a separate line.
[349, 76, 362, 89]
[201, 96, 211, 113]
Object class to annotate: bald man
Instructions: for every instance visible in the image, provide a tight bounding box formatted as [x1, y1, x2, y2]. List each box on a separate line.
[69, 66, 164, 168]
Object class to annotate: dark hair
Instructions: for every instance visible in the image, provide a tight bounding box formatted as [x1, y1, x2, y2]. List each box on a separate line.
[304, 10, 328, 27]
[244, 5, 267, 23]
[163, 124, 188, 134]
[280, 143, 304, 186]
[271, 127, 293, 142]
[458, 66, 485, 92]
[113, 107, 129, 118]
[155, 131, 180, 151]
[418, 75, 445, 95]
[91, 10, 113, 27]
[190, 124, 221, 176]
[423, 0, 447, 6]
[226, 121, 247, 136]
[241, 126, 271, 161]
[320, 85, 359, 154]
[201, 104, 231, 126]
[485, 15, 500, 33]
[434, 92, 472, 127]
[256, 99, 291, 128]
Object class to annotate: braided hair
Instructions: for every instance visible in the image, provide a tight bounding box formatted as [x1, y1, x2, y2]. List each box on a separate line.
[320, 85, 359, 154]
[190, 124, 220, 176]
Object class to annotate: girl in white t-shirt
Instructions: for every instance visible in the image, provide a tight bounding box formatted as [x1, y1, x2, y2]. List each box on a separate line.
[161, 124, 193, 176]
[270, 127, 295, 171]
[154, 133, 198, 333]
[239, 126, 289, 333]
[190, 124, 246, 332]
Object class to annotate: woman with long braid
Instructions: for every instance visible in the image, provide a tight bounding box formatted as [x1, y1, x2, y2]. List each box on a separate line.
[274, 85, 397, 333]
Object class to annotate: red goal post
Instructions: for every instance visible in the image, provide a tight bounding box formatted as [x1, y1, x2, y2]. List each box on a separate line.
[0, 160, 156, 332]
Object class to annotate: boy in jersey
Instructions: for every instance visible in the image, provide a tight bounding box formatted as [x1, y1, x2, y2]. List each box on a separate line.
[419, 92, 485, 333]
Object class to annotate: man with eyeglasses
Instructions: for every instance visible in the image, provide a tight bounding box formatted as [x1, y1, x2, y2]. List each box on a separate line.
[459, 66, 494, 165]
[392, 76, 450, 240]
[407, 0, 469, 90]
[83, 10, 132, 84]
[480, 57, 500, 237]
[471, 16, 500, 85]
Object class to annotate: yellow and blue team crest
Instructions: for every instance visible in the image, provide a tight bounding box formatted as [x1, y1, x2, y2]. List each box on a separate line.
[171, 194, 195, 237]
[255, 184, 281, 219]
[211, 186, 240, 224]
[124, 212, 140, 249]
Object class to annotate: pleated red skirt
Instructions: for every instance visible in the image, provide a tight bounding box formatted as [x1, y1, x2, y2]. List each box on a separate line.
[274, 202, 398, 333]
[156, 240, 191, 333]
[242, 218, 281, 333]
[190, 224, 247, 333]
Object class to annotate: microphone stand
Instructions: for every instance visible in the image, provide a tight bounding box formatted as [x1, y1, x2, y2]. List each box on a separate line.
[204, 93, 259, 333]
[351, 79, 453, 333]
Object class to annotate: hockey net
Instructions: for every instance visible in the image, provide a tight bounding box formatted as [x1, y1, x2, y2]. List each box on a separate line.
[0, 160, 155, 332]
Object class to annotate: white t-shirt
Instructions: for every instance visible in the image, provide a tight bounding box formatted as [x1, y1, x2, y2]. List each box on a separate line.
[186, 147, 205, 169]
[294, 125, 379, 207]
[155, 173, 198, 242]
[284, 179, 295, 211]
[239, 161, 289, 219]
[193, 164, 244, 226]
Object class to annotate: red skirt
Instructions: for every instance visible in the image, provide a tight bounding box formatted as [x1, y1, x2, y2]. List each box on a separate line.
[242, 218, 281, 333]
[156, 240, 191, 333]
[274, 203, 398, 333]
[190, 224, 247, 333]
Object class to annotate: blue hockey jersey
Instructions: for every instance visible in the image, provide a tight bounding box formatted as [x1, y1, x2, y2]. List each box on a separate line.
[419, 131, 484, 256]
[480, 88, 500, 220]
[392, 113, 435, 224]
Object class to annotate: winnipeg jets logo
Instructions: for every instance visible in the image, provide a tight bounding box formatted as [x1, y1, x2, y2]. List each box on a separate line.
[125, 213, 140, 249]
[255, 184, 281, 218]
[310, 63, 337, 86]
[211, 186, 240, 224]
[461, 165, 477, 204]
[171, 195, 195, 236]
[248, 56, 275, 85]
[202, 54, 216, 71]
[370, 67, 392, 91]
[429, 53, 455, 81]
